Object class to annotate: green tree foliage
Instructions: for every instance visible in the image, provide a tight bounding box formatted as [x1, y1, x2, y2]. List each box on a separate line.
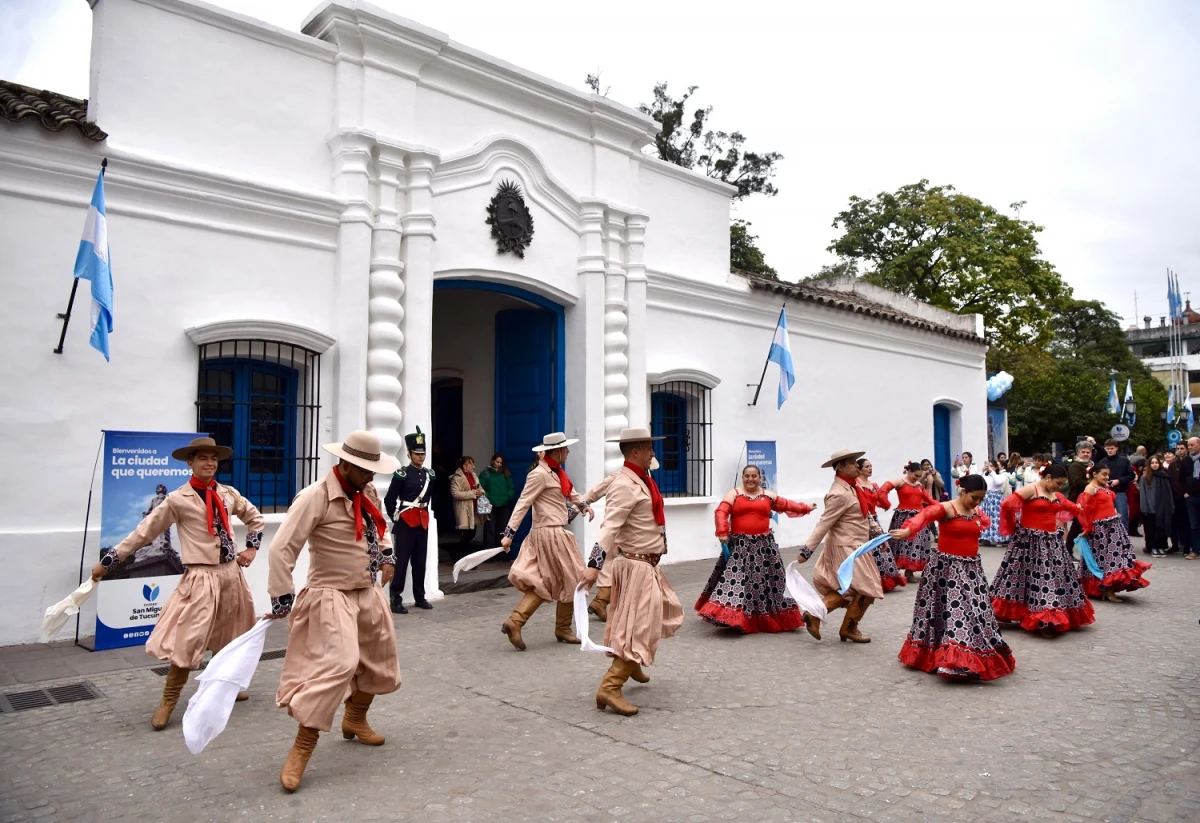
[730, 220, 777, 279]
[827, 180, 1071, 345]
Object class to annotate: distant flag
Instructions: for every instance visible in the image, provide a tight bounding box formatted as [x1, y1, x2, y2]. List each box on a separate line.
[1106, 375, 1121, 415]
[1176, 271, 1185, 319]
[1168, 271, 1178, 319]
[1122, 380, 1135, 427]
[72, 166, 113, 360]
[767, 308, 796, 409]
[1188, 393, 1195, 432]
[1167, 385, 1176, 426]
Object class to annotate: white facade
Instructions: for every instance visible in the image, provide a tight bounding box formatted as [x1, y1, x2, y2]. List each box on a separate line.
[0, 0, 987, 646]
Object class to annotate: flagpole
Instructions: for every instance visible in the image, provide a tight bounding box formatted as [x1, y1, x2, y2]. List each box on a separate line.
[74, 432, 105, 648]
[53, 158, 107, 355]
[748, 305, 786, 407]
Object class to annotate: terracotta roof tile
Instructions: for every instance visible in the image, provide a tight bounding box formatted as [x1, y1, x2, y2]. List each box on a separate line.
[0, 80, 107, 141]
[736, 270, 981, 342]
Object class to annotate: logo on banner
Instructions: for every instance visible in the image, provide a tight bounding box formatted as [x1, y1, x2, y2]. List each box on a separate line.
[142, 583, 160, 603]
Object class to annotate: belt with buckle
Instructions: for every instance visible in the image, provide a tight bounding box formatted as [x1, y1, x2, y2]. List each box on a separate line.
[618, 550, 661, 567]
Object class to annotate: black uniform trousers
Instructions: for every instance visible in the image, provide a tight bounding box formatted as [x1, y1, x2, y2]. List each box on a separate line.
[391, 522, 429, 605]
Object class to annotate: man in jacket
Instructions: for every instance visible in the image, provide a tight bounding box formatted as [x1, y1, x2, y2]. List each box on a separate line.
[1095, 439, 1135, 530]
[1167, 443, 1190, 555]
[384, 427, 435, 613]
[1178, 437, 1200, 559]
[1064, 442, 1093, 553]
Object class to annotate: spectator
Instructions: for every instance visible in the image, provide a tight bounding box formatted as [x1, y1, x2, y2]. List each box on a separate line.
[1135, 445, 1148, 460]
[1178, 436, 1200, 559]
[479, 453, 516, 549]
[919, 458, 946, 501]
[450, 456, 485, 546]
[1167, 444, 1190, 555]
[1128, 458, 1145, 537]
[952, 452, 979, 481]
[1006, 452, 1024, 490]
[1095, 439, 1135, 530]
[1139, 455, 1173, 556]
[1065, 442, 1094, 552]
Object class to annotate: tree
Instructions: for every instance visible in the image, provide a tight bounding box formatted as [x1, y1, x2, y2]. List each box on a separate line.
[827, 180, 1071, 345]
[638, 82, 783, 201]
[1050, 299, 1143, 372]
[730, 220, 777, 279]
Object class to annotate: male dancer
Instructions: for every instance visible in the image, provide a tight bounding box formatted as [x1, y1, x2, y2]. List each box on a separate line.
[91, 436, 262, 729]
[583, 457, 658, 621]
[581, 429, 682, 716]
[268, 430, 402, 792]
[384, 427, 435, 613]
[799, 448, 884, 643]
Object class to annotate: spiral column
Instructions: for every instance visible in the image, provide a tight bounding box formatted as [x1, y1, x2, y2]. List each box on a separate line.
[602, 209, 630, 474]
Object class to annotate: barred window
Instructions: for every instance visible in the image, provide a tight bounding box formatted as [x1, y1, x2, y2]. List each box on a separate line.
[195, 340, 322, 512]
[650, 380, 713, 498]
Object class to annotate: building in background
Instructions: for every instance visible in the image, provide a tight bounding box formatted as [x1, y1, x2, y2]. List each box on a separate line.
[1127, 305, 1200, 426]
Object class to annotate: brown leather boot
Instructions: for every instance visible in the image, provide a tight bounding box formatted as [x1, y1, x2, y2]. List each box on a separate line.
[595, 659, 638, 716]
[839, 595, 873, 643]
[341, 691, 385, 745]
[804, 612, 822, 640]
[236, 692, 249, 702]
[589, 587, 611, 622]
[822, 591, 847, 613]
[629, 662, 650, 683]
[554, 601, 581, 644]
[151, 665, 189, 730]
[501, 592, 544, 650]
[280, 726, 320, 792]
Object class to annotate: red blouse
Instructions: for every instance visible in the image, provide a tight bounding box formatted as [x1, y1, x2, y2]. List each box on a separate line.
[1076, 486, 1118, 534]
[997, 492, 1081, 536]
[858, 482, 890, 516]
[714, 494, 813, 539]
[895, 503, 988, 558]
[879, 481, 938, 511]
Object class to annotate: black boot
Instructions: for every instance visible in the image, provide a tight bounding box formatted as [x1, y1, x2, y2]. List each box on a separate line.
[390, 596, 408, 615]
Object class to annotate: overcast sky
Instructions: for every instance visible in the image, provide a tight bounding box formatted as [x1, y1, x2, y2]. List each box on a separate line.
[4, 0, 1196, 326]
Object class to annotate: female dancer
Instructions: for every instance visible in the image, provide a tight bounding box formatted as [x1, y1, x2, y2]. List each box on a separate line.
[878, 462, 939, 582]
[992, 464, 1095, 636]
[1078, 464, 1151, 600]
[695, 465, 815, 634]
[891, 475, 1015, 681]
[857, 458, 906, 592]
[979, 460, 1010, 545]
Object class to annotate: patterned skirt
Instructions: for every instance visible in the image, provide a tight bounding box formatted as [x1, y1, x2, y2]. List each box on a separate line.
[891, 509, 933, 571]
[979, 491, 1007, 544]
[991, 526, 1095, 634]
[1080, 516, 1151, 597]
[898, 549, 1015, 681]
[694, 531, 803, 633]
[870, 529, 907, 593]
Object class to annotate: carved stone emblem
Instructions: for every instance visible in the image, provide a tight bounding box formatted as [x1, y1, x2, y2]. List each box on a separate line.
[485, 179, 534, 258]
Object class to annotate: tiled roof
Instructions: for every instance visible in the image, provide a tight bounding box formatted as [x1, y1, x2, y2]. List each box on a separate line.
[0, 80, 107, 141]
[736, 270, 982, 342]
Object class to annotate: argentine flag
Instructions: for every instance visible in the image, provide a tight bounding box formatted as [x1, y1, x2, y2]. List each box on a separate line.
[72, 168, 113, 360]
[1187, 393, 1196, 432]
[768, 308, 796, 409]
[1167, 385, 1176, 426]
[1106, 375, 1121, 415]
[1122, 380, 1135, 427]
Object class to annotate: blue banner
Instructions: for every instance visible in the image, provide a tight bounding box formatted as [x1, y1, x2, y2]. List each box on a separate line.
[95, 430, 200, 650]
[745, 441, 778, 522]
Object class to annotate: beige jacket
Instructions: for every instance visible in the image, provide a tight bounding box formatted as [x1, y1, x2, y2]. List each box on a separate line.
[505, 462, 584, 533]
[268, 470, 393, 612]
[804, 476, 870, 554]
[450, 469, 482, 529]
[595, 467, 666, 558]
[581, 471, 619, 505]
[110, 481, 264, 566]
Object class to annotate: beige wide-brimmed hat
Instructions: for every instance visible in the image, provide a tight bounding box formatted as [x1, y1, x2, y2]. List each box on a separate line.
[322, 430, 398, 474]
[172, 437, 233, 462]
[821, 448, 865, 469]
[607, 426, 664, 444]
[531, 432, 579, 453]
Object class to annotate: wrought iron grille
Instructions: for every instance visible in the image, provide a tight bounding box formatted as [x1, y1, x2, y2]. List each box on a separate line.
[650, 380, 713, 498]
[195, 339, 321, 512]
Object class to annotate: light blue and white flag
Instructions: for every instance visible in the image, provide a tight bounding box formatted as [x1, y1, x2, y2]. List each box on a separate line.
[1106, 375, 1121, 415]
[1187, 393, 1195, 432]
[72, 168, 113, 360]
[1167, 385, 1176, 426]
[1167, 271, 1178, 319]
[1174, 271, 1184, 320]
[767, 308, 795, 409]
[1122, 380, 1135, 427]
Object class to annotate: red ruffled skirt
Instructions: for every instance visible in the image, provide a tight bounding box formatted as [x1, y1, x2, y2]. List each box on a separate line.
[1080, 516, 1151, 597]
[695, 532, 804, 634]
[890, 509, 932, 571]
[990, 526, 1095, 634]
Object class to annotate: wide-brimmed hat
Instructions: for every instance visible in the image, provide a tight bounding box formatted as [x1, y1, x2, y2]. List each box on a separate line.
[607, 426, 664, 444]
[322, 430, 398, 474]
[821, 448, 865, 469]
[172, 437, 233, 462]
[531, 432, 579, 453]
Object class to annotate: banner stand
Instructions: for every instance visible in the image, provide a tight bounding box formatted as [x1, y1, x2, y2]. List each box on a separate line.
[74, 433, 106, 651]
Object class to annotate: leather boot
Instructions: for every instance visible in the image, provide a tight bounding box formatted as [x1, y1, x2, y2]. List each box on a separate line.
[341, 691, 385, 745]
[822, 591, 847, 613]
[151, 665, 189, 730]
[629, 662, 650, 683]
[595, 659, 638, 716]
[589, 587, 611, 622]
[236, 692, 249, 702]
[803, 612, 822, 640]
[501, 592, 543, 650]
[839, 595, 872, 643]
[280, 725, 320, 792]
[554, 601, 581, 644]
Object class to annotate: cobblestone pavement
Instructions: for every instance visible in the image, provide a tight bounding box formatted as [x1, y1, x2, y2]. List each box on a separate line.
[1, 540, 1198, 823]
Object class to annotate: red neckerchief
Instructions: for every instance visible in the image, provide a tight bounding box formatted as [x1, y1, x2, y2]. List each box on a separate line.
[333, 466, 387, 542]
[544, 456, 575, 499]
[189, 477, 232, 537]
[837, 474, 872, 518]
[465, 471, 477, 490]
[625, 460, 666, 526]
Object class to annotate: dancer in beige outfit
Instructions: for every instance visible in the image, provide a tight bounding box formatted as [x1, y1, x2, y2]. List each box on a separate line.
[799, 448, 884, 643]
[580, 428, 683, 716]
[267, 431, 402, 792]
[581, 457, 658, 622]
[91, 436, 263, 730]
[499, 432, 594, 649]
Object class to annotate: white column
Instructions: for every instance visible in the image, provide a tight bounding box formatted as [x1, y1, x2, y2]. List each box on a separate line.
[365, 149, 407, 464]
[573, 199, 608, 505]
[602, 209, 630, 475]
[624, 212, 649, 429]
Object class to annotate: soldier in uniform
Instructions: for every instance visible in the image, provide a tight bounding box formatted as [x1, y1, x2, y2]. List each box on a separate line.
[384, 427, 435, 613]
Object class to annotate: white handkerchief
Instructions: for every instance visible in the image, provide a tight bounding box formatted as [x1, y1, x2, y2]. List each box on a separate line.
[452, 547, 508, 582]
[183, 618, 272, 755]
[785, 562, 827, 620]
[573, 586, 613, 653]
[41, 577, 98, 642]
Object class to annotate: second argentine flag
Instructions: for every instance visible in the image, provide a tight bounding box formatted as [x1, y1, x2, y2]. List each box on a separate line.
[768, 308, 795, 409]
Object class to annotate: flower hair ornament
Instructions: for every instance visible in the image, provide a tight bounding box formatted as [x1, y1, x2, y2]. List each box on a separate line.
[1039, 464, 1054, 478]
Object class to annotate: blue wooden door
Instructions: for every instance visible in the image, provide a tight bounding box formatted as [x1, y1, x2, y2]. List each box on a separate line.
[651, 392, 687, 494]
[933, 404, 951, 495]
[495, 309, 556, 551]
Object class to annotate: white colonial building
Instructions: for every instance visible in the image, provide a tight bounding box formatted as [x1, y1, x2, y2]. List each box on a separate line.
[0, 0, 988, 646]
